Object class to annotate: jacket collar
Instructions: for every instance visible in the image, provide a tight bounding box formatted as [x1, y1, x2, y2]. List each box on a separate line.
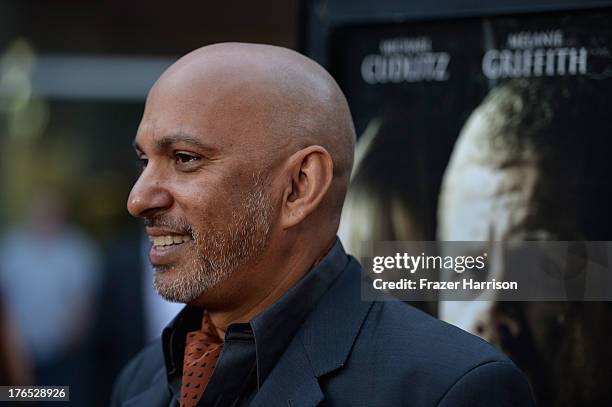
[250, 256, 374, 407]
[250, 238, 348, 388]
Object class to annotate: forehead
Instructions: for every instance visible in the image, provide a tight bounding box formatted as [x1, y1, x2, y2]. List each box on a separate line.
[136, 68, 272, 152]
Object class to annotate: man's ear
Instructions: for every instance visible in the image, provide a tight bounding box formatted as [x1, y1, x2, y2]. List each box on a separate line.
[280, 145, 333, 229]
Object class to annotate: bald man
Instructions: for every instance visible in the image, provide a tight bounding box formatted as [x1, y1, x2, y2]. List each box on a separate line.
[112, 43, 534, 407]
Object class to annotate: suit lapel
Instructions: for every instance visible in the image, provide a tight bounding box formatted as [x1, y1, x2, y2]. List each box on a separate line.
[251, 257, 374, 407]
[122, 367, 174, 407]
[249, 342, 324, 407]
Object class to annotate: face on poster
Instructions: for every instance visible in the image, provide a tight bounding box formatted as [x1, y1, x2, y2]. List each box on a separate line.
[332, 9, 612, 405]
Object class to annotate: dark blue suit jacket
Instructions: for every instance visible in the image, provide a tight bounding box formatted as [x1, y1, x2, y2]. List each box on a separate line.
[112, 255, 534, 406]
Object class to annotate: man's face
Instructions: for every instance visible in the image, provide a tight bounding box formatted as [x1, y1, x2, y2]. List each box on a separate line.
[127, 75, 276, 304]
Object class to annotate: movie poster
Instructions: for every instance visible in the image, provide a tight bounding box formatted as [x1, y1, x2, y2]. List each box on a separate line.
[330, 9, 612, 406]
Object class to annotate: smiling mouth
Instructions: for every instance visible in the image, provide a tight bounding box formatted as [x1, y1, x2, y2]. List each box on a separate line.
[149, 234, 192, 247]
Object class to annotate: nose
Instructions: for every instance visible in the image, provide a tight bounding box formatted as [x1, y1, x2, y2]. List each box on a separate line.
[127, 168, 173, 218]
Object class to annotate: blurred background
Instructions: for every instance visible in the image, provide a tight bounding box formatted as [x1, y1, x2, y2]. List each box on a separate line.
[1, 1, 611, 406]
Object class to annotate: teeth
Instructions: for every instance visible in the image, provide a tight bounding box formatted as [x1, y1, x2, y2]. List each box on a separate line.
[150, 235, 191, 247]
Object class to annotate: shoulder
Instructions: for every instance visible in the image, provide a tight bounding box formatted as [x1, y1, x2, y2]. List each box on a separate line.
[436, 359, 534, 406]
[344, 300, 534, 405]
[111, 338, 166, 406]
[366, 300, 505, 365]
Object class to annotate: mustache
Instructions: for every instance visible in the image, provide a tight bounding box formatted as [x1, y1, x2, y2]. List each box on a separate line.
[144, 216, 193, 235]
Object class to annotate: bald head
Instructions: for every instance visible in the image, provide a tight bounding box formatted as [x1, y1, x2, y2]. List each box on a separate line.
[146, 43, 355, 196]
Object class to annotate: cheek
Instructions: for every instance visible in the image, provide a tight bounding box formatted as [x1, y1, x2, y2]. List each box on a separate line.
[171, 180, 229, 222]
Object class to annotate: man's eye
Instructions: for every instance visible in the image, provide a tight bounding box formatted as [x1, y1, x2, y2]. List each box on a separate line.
[138, 157, 148, 169]
[174, 152, 200, 165]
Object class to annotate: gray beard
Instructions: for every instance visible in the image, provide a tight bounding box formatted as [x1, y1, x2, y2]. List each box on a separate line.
[152, 175, 273, 303]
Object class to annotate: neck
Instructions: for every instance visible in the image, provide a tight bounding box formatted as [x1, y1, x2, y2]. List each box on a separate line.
[195, 235, 335, 339]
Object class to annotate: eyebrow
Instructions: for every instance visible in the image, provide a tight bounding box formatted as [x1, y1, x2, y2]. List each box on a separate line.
[132, 132, 218, 154]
